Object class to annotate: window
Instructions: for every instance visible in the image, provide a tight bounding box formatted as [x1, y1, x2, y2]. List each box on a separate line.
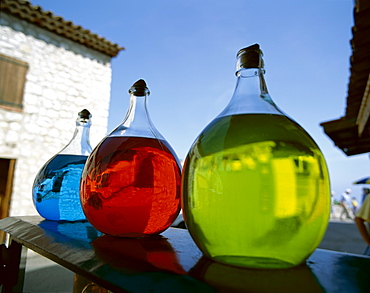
[0, 54, 29, 111]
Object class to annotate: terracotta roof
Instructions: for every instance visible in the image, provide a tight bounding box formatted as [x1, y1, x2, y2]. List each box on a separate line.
[0, 0, 124, 57]
[321, 0, 370, 156]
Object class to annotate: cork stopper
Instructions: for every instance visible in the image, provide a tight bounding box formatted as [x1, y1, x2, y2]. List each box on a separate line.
[236, 43, 264, 70]
[129, 79, 150, 96]
[78, 109, 91, 119]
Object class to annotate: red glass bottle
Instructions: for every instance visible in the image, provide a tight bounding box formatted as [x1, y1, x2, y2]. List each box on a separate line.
[80, 79, 181, 237]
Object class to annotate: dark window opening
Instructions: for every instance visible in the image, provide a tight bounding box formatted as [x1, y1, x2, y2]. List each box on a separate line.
[0, 158, 16, 243]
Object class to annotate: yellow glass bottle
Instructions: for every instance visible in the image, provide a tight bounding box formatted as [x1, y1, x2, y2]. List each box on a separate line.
[182, 44, 330, 269]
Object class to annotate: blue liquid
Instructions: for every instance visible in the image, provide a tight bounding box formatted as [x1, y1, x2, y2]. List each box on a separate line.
[32, 154, 88, 221]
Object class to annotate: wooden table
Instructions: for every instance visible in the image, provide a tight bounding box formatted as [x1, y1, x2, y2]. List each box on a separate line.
[1, 216, 369, 293]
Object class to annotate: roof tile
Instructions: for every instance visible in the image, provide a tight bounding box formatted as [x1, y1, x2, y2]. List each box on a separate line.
[0, 0, 124, 57]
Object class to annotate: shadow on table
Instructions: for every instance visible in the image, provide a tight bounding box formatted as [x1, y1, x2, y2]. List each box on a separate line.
[189, 256, 324, 293]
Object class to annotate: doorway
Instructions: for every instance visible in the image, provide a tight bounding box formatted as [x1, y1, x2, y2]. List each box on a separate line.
[0, 158, 16, 243]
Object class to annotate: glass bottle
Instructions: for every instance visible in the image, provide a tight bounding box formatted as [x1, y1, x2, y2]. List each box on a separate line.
[32, 109, 93, 221]
[182, 44, 331, 269]
[80, 79, 181, 237]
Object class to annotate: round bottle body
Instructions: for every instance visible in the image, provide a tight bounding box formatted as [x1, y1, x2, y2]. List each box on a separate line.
[182, 113, 330, 269]
[80, 136, 181, 237]
[32, 154, 88, 221]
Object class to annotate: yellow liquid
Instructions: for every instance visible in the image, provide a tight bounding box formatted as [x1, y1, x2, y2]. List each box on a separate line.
[182, 114, 330, 268]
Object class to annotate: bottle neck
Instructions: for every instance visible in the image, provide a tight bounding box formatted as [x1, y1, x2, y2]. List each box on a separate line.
[59, 119, 92, 156]
[217, 67, 283, 118]
[110, 93, 164, 140]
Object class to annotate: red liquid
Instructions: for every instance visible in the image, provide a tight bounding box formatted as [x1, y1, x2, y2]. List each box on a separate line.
[80, 136, 181, 237]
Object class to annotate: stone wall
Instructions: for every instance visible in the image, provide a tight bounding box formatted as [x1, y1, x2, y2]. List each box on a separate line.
[0, 13, 112, 216]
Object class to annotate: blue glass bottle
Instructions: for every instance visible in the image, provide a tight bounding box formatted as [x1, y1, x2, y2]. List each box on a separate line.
[32, 109, 93, 221]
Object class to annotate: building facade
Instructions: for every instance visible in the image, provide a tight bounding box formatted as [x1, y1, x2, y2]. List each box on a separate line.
[0, 0, 123, 218]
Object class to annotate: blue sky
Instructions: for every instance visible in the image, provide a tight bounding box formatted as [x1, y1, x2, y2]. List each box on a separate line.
[30, 0, 369, 202]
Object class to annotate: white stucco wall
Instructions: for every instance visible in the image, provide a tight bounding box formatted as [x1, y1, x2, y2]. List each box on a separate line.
[0, 13, 112, 216]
